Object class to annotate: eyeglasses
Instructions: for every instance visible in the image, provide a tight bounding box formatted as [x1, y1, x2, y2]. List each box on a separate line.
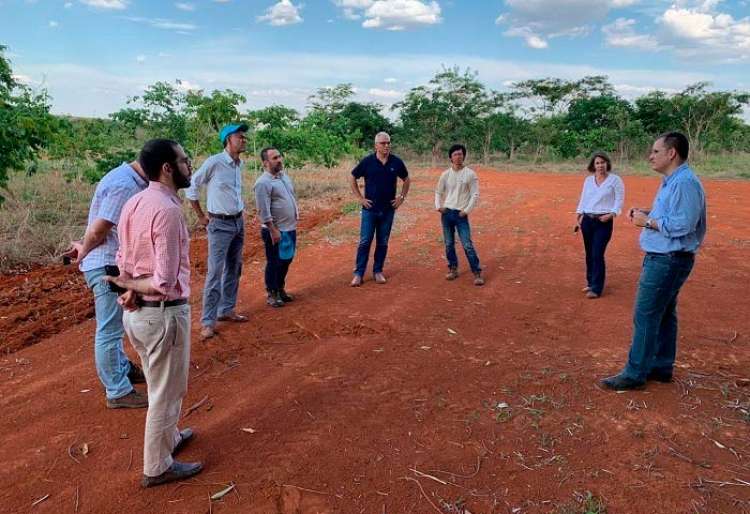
[377, 141, 391, 146]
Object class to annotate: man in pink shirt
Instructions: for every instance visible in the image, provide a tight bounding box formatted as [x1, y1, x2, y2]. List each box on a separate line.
[106, 139, 203, 487]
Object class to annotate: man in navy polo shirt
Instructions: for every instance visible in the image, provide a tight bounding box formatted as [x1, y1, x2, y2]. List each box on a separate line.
[349, 132, 411, 286]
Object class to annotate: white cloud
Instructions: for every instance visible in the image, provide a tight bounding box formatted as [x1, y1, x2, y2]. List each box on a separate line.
[257, 0, 303, 26]
[497, 0, 635, 49]
[79, 0, 128, 9]
[368, 87, 403, 98]
[602, 18, 660, 49]
[12, 73, 35, 85]
[136, 54, 146, 63]
[336, 0, 441, 30]
[64, 2, 73, 7]
[175, 79, 200, 91]
[175, 2, 195, 11]
[48, 20, 59, 28]
[126, 16, 197, 31]
[659, 4, 750, 60]
[384, 77, 399, 83]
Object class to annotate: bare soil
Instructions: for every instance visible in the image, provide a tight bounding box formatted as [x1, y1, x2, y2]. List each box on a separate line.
[0, 169, 748, 514]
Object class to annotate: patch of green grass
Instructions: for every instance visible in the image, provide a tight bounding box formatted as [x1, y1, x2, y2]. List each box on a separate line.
[556, 491, 608, 514]
[341, 200, 360, 215]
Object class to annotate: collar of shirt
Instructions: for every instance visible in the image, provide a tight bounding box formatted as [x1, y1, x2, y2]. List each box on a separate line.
[662, 162, 689, 186]
[126, 162, 148, 188]
[221, 150, 242, 167]
[148, 181, 182, 205]
[263, 170, 286, 180]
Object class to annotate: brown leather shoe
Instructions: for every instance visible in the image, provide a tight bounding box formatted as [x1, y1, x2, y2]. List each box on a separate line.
[374, 272, 387, 284]
[106, 389, 148, 409]
[217, 312, 249, 322]
[445, 268, 458, 280]
[350, 275, 363, 287]
[200, 326, 216, 339]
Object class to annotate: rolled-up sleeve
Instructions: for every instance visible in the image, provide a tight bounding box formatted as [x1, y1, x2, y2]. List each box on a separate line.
[254, 180, 274, 224]
[185, 158, 211, 201]
[659, 180, 703, 238]
[150, 207, 183, 295]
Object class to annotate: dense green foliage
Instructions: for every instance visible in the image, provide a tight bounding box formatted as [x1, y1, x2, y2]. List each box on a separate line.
[2, 44, 749, 186]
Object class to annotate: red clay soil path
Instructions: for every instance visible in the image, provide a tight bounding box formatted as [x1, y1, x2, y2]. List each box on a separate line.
[0, 169, 748, 514]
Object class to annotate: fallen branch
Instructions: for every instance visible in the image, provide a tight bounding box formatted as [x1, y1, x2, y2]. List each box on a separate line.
[399, 477, 443, 514]
[74, 485, 79, 513]
[293, 321, 321, 340]
[127, 449, 133, 471]
[428, 453, 483, 479]
[728, 331, 739, 344]
[31, 494, 50, 507]
[409, 468, 448, 485]
[182, 395, 209, 418]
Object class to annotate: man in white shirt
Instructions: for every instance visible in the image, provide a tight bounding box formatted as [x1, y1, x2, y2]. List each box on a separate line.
[186, 123, 249, 339]
[435, 144, 484, 285]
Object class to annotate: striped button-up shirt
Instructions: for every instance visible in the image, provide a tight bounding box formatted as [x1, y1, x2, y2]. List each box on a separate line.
[80, 162, 148, 272]
[116, 182, 191, 301]
[185, 150, 244, 216]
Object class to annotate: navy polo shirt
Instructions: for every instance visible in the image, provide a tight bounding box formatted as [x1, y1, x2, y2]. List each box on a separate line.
[351, 153, 409, 211]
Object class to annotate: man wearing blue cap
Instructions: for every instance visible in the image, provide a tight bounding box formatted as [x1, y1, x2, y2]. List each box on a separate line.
[186, 123, 249, 339]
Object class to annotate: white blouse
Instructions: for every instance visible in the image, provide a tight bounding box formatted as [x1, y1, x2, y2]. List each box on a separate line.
[576, 173, 625, 216]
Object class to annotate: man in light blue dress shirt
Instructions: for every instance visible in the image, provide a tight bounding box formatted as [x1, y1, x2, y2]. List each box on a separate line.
[186, 123, 249, 339]
[64, 160, 149, 409]
[601, 132, 706, 391]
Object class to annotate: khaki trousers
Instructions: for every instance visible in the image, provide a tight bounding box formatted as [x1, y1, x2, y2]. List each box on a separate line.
[123, 303, 191, 477]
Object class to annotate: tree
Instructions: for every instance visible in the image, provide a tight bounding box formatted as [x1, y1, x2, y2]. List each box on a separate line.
[509, 76, 613, 115]
[396, 67, 490, 164]
[0, 46, 59, 203]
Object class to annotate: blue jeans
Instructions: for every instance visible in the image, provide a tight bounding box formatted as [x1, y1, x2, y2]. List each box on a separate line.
[354, 207, 395, 276]
[622, 252, 695, 382]
[441, 209, 481, 273]
[261, 228, 296, 292]
[83, 267, 134, 400]
[202, 216, 244, 327]
[581, 215, 613, 296]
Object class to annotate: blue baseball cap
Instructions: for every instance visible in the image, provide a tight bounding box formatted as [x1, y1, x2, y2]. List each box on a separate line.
[219, 123, 249, 145]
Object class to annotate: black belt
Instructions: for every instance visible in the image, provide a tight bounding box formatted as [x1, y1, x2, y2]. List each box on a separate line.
[209, 211, 243, 220]
[584, 213, 609, 219]
[646, 251, 694, 259]
[138, 298, 189, 308]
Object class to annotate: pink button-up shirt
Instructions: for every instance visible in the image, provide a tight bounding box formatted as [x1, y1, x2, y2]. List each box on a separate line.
[116, 182, 190, 301]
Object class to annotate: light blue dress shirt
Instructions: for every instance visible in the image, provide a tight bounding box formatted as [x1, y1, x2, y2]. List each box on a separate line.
[185, 150, 244, 215]
[640, 163, 707, 254]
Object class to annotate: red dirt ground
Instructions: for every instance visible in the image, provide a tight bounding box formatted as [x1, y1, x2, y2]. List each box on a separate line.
[0, 169, 748, 514]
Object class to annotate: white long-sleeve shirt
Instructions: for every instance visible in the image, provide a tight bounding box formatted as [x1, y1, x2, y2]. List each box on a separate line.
[434, 167, 479, 213]
[576, 173, 625, 215]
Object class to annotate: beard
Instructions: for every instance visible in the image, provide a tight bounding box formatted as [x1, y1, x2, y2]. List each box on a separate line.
[174, 170, 192, 189]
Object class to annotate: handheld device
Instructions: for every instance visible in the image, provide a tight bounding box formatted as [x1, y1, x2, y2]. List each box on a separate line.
[104, 265, 127, 294]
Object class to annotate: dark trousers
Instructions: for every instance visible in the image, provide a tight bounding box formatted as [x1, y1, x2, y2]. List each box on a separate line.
[623, 252, 695, 381]
[261, 228, 295, 292]
[581, 215, 613, 296]
[354, 207, 395, 277]
[441, 209, 481, 273]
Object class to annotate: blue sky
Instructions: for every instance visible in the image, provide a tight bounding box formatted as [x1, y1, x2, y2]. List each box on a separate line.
[1, 0, 748, 117]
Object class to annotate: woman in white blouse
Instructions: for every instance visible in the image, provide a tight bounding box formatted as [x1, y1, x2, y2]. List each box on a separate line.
[575, 151, 625, 299]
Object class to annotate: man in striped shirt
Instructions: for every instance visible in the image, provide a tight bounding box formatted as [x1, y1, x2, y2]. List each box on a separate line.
[106, 139, 203, 487]
[64, 160, 149, 409]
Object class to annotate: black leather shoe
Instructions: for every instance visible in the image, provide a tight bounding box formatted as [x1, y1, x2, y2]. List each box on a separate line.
[647, 370, 673, 383]
[127, 361, 146, 384]
[279, 289, 294, 302]
[141, 460, 203, 488]
[172, 428, 193, 456]
[600, 374, 646, 391]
